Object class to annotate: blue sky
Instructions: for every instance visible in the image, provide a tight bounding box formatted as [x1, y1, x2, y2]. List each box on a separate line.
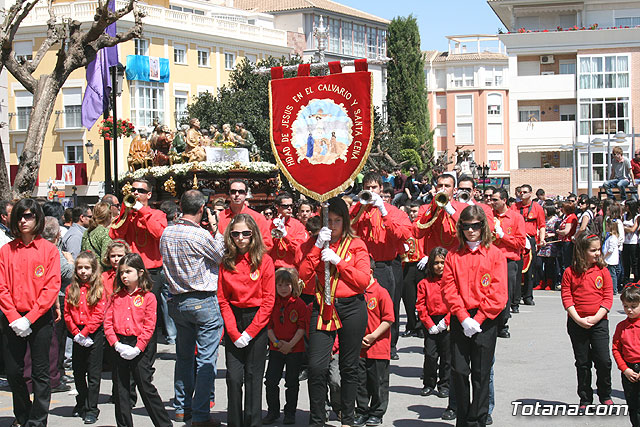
[337, 0, 505, 52]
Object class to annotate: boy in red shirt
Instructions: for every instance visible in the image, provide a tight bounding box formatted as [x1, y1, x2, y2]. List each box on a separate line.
[354, 260, 394, 427]
[613, 284, 640, 426]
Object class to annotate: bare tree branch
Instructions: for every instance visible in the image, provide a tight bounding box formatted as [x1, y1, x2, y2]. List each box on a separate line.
[26, 0, 62, 73]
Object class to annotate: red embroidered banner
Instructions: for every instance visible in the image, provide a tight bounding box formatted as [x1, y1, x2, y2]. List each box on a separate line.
[269, 71, 373, 201]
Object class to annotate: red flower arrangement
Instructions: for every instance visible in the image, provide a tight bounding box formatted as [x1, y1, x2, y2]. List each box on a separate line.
[99, 117, 136, 141]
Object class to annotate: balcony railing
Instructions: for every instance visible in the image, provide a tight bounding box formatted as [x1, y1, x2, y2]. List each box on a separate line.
[54, 106, 83, 130]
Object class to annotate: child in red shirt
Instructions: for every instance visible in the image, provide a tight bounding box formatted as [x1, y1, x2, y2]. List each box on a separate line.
[264, 268, 309, 425]
[354, 260, 394, 427]
[416, 247, 451, 399]
[64, 251, 108, 424]
[101, 240, 130, 297]
[612, 284, 640, 426]
[561, 231, 613, 411]
[103, 253, 171, 427]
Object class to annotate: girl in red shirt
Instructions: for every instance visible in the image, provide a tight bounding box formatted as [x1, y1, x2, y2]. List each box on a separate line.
[103, 253, 171, 427]
[218, 213, 275, 427]
[557, 202, 578, 272]
[101, 240, 130, 297]
[561, 231, 613, 411]
[64, 251, 107, 424]
[263, 267, 308, 425]
[441, 205, 508, 427]
[416, 246, 451, 399]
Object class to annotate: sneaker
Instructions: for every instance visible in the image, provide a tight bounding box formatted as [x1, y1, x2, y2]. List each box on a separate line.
[366, 416, 382, 426]
[601, 398, 614, 405]
[283, 413, 295, 425]
[83, 414, 97, 425]
[262, 412, 279, 425]
[420, 386, 435, 396]
[353, 414, 368, 426]
[441, 408, 456, 420]
[174, 412, 192, 422]
[210, 400, 215, 409]
[578, 405, 587, 415]
[486, 414, 493, 425]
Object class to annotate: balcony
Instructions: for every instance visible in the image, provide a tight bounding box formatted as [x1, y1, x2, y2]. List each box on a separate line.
[53, 106, 84, 132]
[511, 120, 576, 152]
[511, 74, 576, 100]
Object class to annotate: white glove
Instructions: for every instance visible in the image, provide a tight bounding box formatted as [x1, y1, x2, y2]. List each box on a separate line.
[403, 243, 410, 252]
[444, 202, 456, 215]
[428, 325, 440, 335]
[315, 226, 332, 248]
[10, 317, 31, 337]
[132, 201, 144, 211]
[114, 342, 132, 356]
[234, 331, 252, 348]
[525, 237, 531, 250]
[73, 333, 86, 345]
[495, 222, 504, 238]
[437, 318, 448, 333]
[371, 192, 388, 217]
[461, 317, 482, 338]
[82, 336, 95, 347]
[276, 220, 287, 238]
[121, 346, 141, 360]
[321, 248, 342, 265]
[417, 256, 429, 270]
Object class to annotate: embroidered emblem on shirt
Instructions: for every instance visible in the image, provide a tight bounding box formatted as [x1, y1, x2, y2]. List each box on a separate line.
[507, 227, 512, 235]
[481, 273, 491, 287]
[595, 276, 603, 289]
[133, 295, 144, 307]
[34, 265, 44, 278]
[289, 309, 298, 323]
[367, 297, 377, 310]
[250, 270, 260, 281]
[345, 251, 352, 262]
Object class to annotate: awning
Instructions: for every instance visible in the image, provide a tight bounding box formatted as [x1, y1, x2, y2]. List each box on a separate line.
[518, 145, 574, 153]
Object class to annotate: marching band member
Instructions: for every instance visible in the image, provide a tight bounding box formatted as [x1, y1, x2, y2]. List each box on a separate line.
[269, 192, 308, 269]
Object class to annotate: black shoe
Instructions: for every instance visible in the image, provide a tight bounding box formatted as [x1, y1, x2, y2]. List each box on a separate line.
[353, 414, 368, 426]
[283, 413, 295, 425]
[60, 374, 74, 384]
[10, 420, 22, 427]
[511, 306, 519, 313]
[298, 369, 308, 381]
[523, 299, 535, 306]
[390, 351, 399, 361]
[401, 330, 413, 337]
[51, 383, 71, 393]
[486, 414, 493, 425]
[437, 388, 449, 398]
[498, 330, 511, 339]
[420, 386, 435, 396]
[262, 412, 279, 425]
[441, 409, 456, 420]
[72, 406, 84, 418]
[83, 414, 97, 425]
[366, 416, 382, 426]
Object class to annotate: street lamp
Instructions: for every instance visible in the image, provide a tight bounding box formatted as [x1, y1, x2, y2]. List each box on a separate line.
[85, 140, 100, 165]
[480, 163, 490, 191]
[313, 16, 329, 64]
[108, 62, 126, 196]
[578, 138, 606, 196]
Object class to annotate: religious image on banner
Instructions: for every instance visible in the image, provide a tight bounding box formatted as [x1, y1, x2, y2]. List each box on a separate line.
[62, 165, 75, 185]
[149, 56, 160, 81]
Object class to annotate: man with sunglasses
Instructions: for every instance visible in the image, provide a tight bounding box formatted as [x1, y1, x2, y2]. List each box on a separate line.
[0, 200, 13, 248]
[101, 194, 121, 222]
[217, 179, 273, 250]
[269, 192, 308, 269]
[60, 205, 92, 259]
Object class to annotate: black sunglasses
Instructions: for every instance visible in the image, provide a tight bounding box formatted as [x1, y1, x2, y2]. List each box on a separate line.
[230, 230, 252, 238]
[230, 189, 247, 195]
[279, 203, 293, 209]
[131, 187, 150, 194]
[461, 222, 484, 231]
[21, 212, 36, 220]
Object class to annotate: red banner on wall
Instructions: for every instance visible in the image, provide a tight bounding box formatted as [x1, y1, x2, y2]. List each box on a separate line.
[269, 70, 373, 201]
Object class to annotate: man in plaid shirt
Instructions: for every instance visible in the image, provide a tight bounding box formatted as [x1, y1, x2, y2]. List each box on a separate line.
[160, 190, 225, 426]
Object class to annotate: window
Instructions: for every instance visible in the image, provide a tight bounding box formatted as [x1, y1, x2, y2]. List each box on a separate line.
[62, 88, 82, 128]
[14, 91, 32, 130]
[134, 38, 148, 56]
[519, 107, 540, 122]
[455, 124, 473, 145]
[13, 41, 32, 63]
[130, 81, 165, 128]
[487, 150, 504, 172]
[579, 55, 629, 89]
[198, 48, 209, 67]
[579, 97, 629, 135]
[560, 104, 576, 121]
[245, 54, 257, 64]
[487, 124, 502, 144]
[559, 61, 576, 75]
[435, 124, 447, 138]
[329, 18, 340, 53]
[455, 95, 473, 145]
[174, 90, 188, 124]
[16, 107, 32, 130]
[436, 95, 447, 110]
[485, 67, 503, 86]
[579, 151, 606, 183]
[173, 43, 186, 64]
[453, 67, 475, 87]
[367, 27, 377, 58]
[65, 143, 84, 164]
[378, 30, 386, 58]
[342, 22, 353, 55]
[559, 14, 576, 28]
[615, 17, 640, 27]
[354, 24, 365, 57]
[224, 53, 235, 70]
[487, 94, 502, 116]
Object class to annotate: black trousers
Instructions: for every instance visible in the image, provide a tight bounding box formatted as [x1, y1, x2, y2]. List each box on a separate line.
[623, 243, 639, 284]
[113, 334, 171, 427]
[148, 268, 165, 339]
[522, 236, 537, 303]
[500, 260, 519, 331]
[264, 350, 304, 417]
[391, 257, 404, 350]
[450, 312, 497, 427]
[514, 259, 523, 308]
[225, 306, 268, 427]
[54, 294, 67, 378]
[402, 262, 425, 332]
[2, 311, 53, 427]
[423, 314, 451, 390]
[73, 328, 104, 418]
[566, 317, 612, 404]
[355, 358, 389, 419]
[561, 241, 573, 271]
[623, 363, 640, 427]
[308, 295, 367, 426]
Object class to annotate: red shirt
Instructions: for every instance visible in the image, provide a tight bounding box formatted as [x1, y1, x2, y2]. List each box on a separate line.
[269, 216, 308, 269]
[102, 270, 116, 297]
[612, 317, 640, 372]
[361, 281, 394, 360]
[559, 214, 578, 242]
[493, 209, 526, 261]
[511, 200, 545, 238]
[268, 295, 308, 353]
[299, 236, 370, 298]
[64, 283, 108, 337]
[441, 244, 508, 325]
[218, 205, 274, 251]
[104, 288, 157, 351]
[561, 265, 613, 318]
[416, 276, 450, 329]
[632, 158, 640, 179]
[350, 202, 413, 261]
[109, 206, 167, 269]
[0, 236, 61, 324]
[218, 253, 275, 342]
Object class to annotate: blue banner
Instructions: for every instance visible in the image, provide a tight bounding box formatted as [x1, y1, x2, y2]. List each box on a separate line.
[125, 55, 170, 83]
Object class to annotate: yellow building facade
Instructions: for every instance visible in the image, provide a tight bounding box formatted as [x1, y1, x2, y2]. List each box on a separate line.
[8, 0, 292, 200]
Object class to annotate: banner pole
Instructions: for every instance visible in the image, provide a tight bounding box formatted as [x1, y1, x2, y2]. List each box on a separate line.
[252, 58, 390, 76]
[322, 202, 331, 305]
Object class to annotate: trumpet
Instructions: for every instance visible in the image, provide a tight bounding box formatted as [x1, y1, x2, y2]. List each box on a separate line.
[434, 191, 449, 208]
[111, 194, 136, 229]
[358, 190, 373, 203]
[271, 215, 285, 239]
[457, 190, 472, 203]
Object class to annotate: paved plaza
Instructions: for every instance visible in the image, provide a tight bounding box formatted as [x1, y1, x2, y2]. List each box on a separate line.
[0, 290, 631, 426]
